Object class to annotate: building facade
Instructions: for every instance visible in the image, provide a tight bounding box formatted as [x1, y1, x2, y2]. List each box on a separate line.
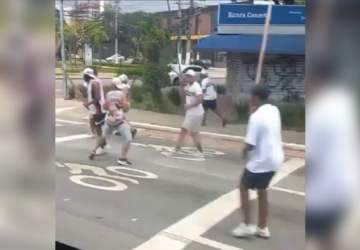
[196, 4, 305, 103]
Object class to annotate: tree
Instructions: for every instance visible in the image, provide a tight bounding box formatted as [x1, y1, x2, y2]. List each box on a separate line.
[138, 18, 171, 64]
[86, 20, 109, 63]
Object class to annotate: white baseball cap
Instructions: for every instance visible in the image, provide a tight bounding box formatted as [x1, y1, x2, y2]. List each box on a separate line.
[83, 68, 96, 79]
[184, 69, 196, 77]
[201, 69, 208, 76]
[118, 74, 129, 83]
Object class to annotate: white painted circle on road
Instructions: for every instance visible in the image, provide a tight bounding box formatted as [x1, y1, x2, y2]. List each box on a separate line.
[70, 175, 128, 191]
[107, 167, 158, 179]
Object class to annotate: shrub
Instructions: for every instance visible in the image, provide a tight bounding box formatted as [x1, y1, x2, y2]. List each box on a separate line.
[216, 85, 227, 95]
[130, 84, 144, 103]
[235, 102, 305, 131]
[167, 87, 181, 106]
[279, 103, 305, 131]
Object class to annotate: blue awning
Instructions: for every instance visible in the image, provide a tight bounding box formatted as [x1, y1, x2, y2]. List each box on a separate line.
[195, 34, 304, 55]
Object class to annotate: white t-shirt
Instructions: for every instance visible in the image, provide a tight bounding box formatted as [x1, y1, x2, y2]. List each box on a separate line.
[307, 86, 358, 212]
[184, 81, 205, 116]
[105, 90, 126, 126]
[245, 104, 284, 173]
[201, 78, 217, 101]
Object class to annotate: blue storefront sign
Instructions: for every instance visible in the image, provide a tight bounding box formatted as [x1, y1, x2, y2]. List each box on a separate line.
[219, 4, 305, 26]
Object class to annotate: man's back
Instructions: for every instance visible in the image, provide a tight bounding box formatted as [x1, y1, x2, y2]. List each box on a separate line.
[246, 104, 284, 173]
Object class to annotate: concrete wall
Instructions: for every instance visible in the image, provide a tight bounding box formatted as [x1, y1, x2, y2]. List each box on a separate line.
[226, 53, 305, 103]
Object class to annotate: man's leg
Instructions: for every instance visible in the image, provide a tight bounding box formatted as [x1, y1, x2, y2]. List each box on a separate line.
[117, 123, 133, 165]
[202, 103, 209, 126]
[190, 132, 203, 153]
[175, 128, 188, 152]
[240, 183, 251, 225]
[89, 117, 97, 135]
[257, 189, 269, 229]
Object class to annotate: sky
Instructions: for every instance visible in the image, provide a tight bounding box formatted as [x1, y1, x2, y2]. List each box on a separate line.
[57, 0, 231, 13]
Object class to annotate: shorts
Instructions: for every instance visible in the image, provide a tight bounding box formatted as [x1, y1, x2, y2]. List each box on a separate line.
[306, 209, 345, 239]
[182, 114, 203, 133]
[103, 122, 132, 144]
[92, 113, 106, 127]
[241, 169, 275, 190]
[203, 100, 217, 111]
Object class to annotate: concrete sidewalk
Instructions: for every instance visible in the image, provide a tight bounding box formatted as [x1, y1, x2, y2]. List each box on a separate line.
[127, 109, 305, 145]
[56, 98, 305, 145]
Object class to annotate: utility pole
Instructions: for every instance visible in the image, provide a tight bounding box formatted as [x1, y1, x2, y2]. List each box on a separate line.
[59, 0, 69, 99]
[177, 0, 183, 66]
[115, 0, 119, 64]
[255, 3, 272, 85]
[185, 0, 194, 65]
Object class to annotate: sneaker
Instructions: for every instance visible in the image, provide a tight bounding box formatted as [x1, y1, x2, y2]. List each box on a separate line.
[131, 128, 138, 139]
[95, 147, 105, 156]
[256, 227, 271, 239]
[231, 223, 256, 238]
[89, 152, 96, 160]
[117, 158, 131, 166]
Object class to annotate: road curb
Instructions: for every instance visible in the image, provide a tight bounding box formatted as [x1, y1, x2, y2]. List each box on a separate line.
[130, 122, 305, 152]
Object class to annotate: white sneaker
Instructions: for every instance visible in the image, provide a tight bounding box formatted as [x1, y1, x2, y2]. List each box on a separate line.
[231, 223, 256, 238]
[95, 147, 105, 156]
[256, 227, 271, 239]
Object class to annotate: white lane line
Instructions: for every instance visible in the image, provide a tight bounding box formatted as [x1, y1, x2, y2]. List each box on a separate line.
[56, 119, 86, 125]
[195, 236, 243, 250]
[131, 121, 305, 150]
[133, 158, 304, 250]
[271, 186, 305, 196]
[56, 134, 92, 143]
[56, 107, 78, 114]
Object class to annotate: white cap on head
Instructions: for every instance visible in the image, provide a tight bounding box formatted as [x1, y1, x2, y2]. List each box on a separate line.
[201, 69, 208, 76]
[83, 68, 96, 79]
[185, 69, 196, 77]
[118, 74, 129, 83]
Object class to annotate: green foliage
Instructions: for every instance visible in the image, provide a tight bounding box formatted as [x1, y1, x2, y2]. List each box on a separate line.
[279, 103, 305, 131]
[115, 64, 144, 77]
[235, 102, 305, 131]
[138, 18, 171, 64]
[216, 85, 227, 95]
[167, 87, 181, 106]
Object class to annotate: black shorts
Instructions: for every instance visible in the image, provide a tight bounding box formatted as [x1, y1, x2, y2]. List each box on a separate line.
[241, 169, 275, 190]
[92, 113, 106, 127]
[203, 100, 217, 111]
[306, 209, 345, 239]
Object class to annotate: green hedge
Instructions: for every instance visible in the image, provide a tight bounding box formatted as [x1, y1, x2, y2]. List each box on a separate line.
[235, 102, 305, 131]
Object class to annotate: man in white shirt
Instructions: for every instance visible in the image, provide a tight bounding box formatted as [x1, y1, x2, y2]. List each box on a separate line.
[171, 69, 204, 156]
[200, 70, 227, 127]
[232, 85, 284, 239]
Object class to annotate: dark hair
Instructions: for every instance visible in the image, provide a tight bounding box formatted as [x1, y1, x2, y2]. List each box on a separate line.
[251, 85, 270, 101]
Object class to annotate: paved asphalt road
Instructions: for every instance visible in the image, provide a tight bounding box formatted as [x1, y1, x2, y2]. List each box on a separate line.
[56, 100, 305, 250]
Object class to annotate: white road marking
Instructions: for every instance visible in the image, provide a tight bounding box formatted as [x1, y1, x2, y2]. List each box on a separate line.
[131, 121, 305, 150]
[195, 236, 243, 250]
[56, 134, 92, 143]
[70, 175, 128, 192]
[271, 186, 305, 196]
[56, 119, 85, 125]
[56, 107, 78, 114]
[133, 158, 304, 250]
[64, 198, 71, 202]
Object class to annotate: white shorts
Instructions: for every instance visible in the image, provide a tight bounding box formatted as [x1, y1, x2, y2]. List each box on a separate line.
[182, 114, 203, 133]
[103, 121, 132, 144]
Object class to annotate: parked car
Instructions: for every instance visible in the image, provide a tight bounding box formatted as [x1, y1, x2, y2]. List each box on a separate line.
[193, 59, 212, 69]
[106, 54, 125, 64]
[168, 64, 203, 85]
